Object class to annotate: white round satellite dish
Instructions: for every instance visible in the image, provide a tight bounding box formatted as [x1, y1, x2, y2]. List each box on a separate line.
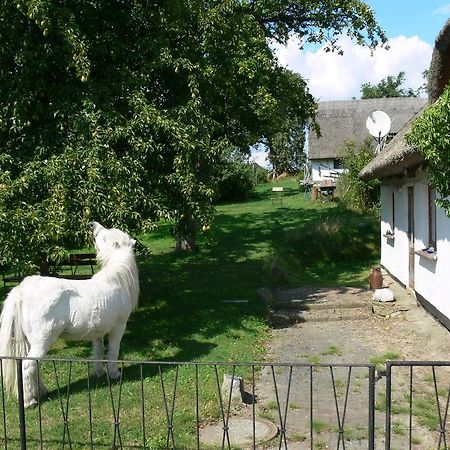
[366, 110, 391, 139]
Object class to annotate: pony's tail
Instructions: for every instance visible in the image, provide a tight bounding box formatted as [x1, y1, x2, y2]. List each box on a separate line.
[0, 286, 28, 394]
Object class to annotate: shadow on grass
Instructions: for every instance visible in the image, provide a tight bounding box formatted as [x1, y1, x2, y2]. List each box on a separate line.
[2, 190, 380, 395]
[119, 197, 379, 360]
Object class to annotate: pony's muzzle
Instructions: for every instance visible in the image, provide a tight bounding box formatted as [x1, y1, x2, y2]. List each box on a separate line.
[88, 221, 103, 237]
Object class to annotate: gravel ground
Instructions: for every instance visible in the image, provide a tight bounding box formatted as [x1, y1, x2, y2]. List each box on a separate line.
[254, 275, 450, 449]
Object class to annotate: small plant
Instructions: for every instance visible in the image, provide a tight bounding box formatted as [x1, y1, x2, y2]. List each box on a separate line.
[369, 351, 401, 370]
[266, 400, 278, 410]
[312, 420, 330, 434]
[392, 421, 407, 436]
[342, 427, 368, 441]
[322, 345, 344, 357]
[314, 440, 327, 449]
[258, 409, 276, 422]
[289, 402, 301, 410]
[289, 432, 307, 442]
[308, 355, 321, 365]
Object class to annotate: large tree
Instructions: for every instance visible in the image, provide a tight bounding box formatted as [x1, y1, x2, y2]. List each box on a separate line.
[0, 0, 385, 270]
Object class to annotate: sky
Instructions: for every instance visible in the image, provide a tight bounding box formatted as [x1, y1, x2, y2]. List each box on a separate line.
[251, 1, 450, 167]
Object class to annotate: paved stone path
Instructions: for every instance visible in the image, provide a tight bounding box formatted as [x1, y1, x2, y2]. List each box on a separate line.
[254, 275, 450, 449]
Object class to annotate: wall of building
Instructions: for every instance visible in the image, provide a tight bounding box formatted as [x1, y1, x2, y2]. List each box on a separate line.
[310, 160, 345, 182]
[381, 176, 450, 322]
[380, 184, 409, 286]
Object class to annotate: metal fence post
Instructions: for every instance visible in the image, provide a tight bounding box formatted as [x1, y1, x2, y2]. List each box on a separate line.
[385, 362, 392, 450]
[16, 359, 27, 450]
[368, 365, 375, 450]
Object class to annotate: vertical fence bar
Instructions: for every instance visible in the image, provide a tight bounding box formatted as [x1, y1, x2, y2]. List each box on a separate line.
[140, 364, 147, 450]
[86, 362, 94, 450]
[16, 359, 26, 450]
[310, 365, 313, 450]
[0, 360, 7, 450]
[408, 366, 413, 450]
[252, 365, 256, 450]
[36, 360, 43, 450]
[368, 365, 375, 450]
[195, 364, 200, 450]
[385, 362, 392, 450]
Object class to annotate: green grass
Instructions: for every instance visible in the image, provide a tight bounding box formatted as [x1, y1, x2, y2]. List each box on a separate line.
[0, 178, 380, 448]
[322, 345, 344, 357]
[369, 352, 402, 370]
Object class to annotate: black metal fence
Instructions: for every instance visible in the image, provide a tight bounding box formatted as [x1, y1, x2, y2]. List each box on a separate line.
[1, 357, 450, 449]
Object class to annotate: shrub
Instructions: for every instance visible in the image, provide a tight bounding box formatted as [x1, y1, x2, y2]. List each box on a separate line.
[335, 138, 380, 212]
[215, 150, 267, 203]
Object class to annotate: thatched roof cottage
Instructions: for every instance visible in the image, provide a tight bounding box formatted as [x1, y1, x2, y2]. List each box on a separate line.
[308, 97, 426, 182]
[359, 19, 450, 329]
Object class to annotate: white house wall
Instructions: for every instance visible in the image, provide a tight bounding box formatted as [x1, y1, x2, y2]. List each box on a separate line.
[380, 184, 409, 286]
[381, 177, 450, 321]
[310, 160, 345, 182]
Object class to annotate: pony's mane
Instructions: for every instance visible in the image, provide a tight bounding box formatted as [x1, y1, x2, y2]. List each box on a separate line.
[94, 246, 140, 311]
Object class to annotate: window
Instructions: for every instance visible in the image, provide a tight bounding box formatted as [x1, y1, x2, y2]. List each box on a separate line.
[391, 191, 395, 231]
[428, 186, 437, 249]
[333, 159, 344, 170]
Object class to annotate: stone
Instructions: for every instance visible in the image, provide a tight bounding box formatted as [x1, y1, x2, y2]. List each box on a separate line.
[222, 374, 244, 402]
[372, 288, 395, 303]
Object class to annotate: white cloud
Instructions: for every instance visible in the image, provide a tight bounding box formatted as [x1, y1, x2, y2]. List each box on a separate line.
[433, 4, 450, 15]
[250, 148, 271, 169]
[275, 35, 433, 101]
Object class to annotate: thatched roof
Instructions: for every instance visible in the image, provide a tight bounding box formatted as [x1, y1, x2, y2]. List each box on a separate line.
[358, 107, 426, 181]
[308, 97, 426, 160]
[428, 19, 450, 103]
[359, 19, 450, 181]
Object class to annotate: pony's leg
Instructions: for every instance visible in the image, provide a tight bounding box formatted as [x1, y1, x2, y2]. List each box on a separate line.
[23, 344, 48, 408]
[106, 323, 127, 379]
[92, 338, 105, 377]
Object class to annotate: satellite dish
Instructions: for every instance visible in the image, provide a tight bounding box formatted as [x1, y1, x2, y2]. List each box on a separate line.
[366, 110, 392, 140]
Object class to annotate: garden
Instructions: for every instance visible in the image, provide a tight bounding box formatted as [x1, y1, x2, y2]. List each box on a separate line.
[0, 179, 380, 448]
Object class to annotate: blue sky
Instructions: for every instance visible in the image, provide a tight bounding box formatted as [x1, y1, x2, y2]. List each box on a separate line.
[274, 2, 450, 101]
[367, 0, 448, 44]
[252, 1, 450, 167]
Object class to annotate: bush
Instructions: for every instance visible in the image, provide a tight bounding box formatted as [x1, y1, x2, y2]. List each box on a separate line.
[215, 150, 267, 203]
[335, 138, 380, 211]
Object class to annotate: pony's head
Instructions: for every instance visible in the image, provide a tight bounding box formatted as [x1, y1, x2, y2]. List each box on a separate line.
[89, 222, 139, 309]
[89, 222, 136, 255]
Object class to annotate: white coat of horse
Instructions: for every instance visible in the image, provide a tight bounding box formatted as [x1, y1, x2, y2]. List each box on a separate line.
[0, 222, 139, 407]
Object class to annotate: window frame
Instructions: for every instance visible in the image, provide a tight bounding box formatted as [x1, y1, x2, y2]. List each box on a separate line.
[428, 185, 437, 249]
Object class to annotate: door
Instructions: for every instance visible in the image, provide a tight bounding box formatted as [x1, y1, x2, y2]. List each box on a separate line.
[408, 186, 415, 289]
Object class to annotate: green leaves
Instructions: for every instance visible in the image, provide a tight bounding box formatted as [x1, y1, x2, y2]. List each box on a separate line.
[0, 0, 385, 268]
[407, 84, 450, 214]
[361, 71, 422, 99]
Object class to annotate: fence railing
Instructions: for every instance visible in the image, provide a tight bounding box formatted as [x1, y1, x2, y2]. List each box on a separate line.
[385, 361, 450, 450]
[5, 358, 450, 449]
[0, 357, 376, 449]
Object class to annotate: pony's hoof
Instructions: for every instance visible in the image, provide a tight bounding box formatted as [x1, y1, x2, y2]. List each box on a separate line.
[24, 399, 38, 409]
[39, 385, 48, 397]
[94, 364, 106, 378]
[108, 369, 121, 380]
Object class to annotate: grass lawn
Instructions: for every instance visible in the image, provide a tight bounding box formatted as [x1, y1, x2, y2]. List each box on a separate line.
[0, 178, 380, 448]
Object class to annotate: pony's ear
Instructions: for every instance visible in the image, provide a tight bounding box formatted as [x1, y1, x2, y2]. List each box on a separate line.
[131, 239, 136, 247]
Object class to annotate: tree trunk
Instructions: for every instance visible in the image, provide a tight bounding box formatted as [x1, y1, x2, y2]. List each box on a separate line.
[175, 234, 198, 252]
[175, 213, 199, 252]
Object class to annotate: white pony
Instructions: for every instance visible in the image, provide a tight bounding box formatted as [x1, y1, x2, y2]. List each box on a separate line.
[0, 222, 139, 407]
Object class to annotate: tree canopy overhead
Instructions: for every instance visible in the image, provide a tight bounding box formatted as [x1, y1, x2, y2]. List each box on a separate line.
[0, 0, 386, 270]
